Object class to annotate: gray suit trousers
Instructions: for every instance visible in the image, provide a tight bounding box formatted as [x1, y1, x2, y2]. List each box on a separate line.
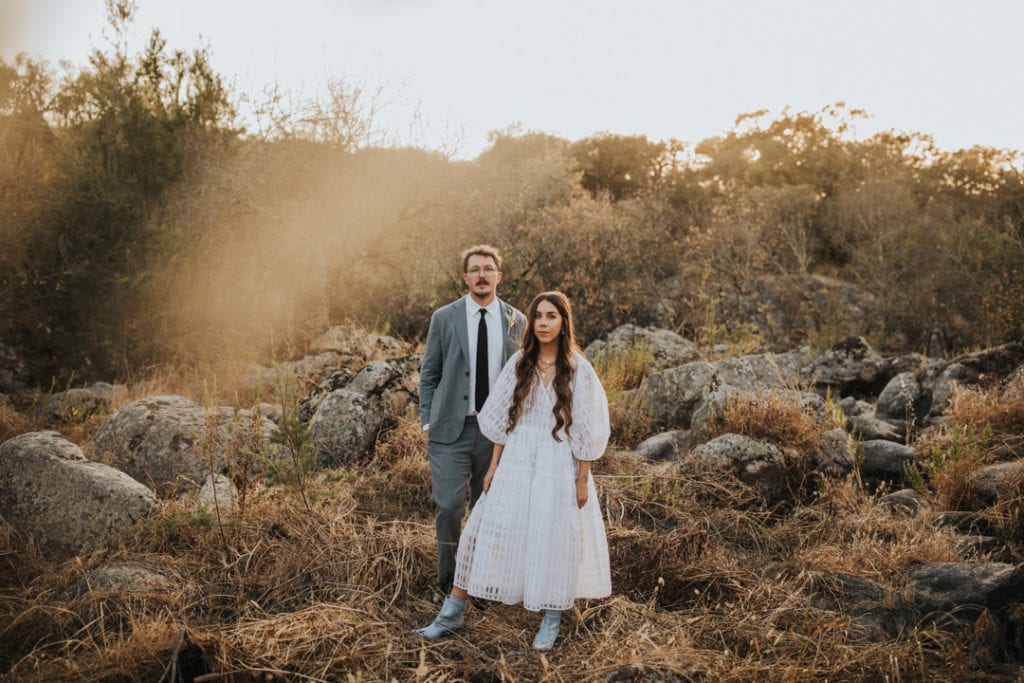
[427, 415, 492, 591]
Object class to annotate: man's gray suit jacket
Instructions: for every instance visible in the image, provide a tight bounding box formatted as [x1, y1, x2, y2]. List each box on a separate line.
[419, 297, 526, 444]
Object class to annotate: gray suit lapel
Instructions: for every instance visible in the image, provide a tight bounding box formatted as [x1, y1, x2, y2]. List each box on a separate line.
[498, 299, 519, 363]
[453, 297, 470, 363]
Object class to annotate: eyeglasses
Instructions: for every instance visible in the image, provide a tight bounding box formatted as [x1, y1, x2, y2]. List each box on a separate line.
[466, 266, 499, 276]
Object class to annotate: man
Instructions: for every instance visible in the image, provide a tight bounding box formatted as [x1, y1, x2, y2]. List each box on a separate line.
[419, 244, 527, 597]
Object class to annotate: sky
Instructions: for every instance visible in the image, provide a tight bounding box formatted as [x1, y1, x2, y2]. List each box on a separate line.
[2, 0, 1023, 159]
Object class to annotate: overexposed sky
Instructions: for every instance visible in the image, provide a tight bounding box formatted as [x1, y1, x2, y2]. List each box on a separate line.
[3, 0, 1023, 158]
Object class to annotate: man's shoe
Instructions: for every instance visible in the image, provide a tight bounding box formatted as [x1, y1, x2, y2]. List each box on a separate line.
[532, 609, 562, 651]
[413, 596, 467, 640]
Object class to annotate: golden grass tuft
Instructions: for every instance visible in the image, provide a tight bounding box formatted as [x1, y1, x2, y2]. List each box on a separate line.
[946, 383, 1024, 462]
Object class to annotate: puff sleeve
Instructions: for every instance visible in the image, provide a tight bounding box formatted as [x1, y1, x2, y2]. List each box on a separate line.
[569, 354, 610, 461]
[477, 351, 521, 445]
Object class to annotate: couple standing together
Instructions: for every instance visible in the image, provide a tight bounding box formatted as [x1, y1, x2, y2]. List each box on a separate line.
[415, 244, 612, 651]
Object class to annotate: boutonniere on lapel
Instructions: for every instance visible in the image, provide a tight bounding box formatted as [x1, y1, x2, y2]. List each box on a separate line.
[505, 309, 517, 331]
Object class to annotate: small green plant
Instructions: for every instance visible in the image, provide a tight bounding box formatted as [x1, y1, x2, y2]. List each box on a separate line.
[266, 378, 318, 512]
[928, 424, 990, 510]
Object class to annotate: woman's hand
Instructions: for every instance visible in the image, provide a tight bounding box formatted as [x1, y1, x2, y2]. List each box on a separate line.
[483, 466, 497, 493]
[576, 477, 588, 509]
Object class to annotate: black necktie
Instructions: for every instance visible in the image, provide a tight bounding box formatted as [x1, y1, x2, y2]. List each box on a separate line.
[475, 308, 489, 412]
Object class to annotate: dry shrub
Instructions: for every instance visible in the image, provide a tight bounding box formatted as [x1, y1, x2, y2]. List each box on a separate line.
[606, 389, 655, 449]
[947, 383, 1024, 461]
[594, 344, 657, 449]
[0, 404, 34, 443]
[713, 392, 823, 452]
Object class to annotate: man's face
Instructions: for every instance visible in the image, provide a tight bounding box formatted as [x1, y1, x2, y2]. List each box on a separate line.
[463, 254, 502, 302]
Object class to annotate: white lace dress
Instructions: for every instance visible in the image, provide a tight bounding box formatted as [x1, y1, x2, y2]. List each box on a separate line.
[453, 350, 612, 612]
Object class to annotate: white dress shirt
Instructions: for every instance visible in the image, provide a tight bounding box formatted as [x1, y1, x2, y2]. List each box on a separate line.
[466, 295, 504, 416]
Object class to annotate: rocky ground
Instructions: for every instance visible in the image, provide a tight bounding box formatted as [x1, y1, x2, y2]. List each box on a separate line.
[1, 325, 1022, 681]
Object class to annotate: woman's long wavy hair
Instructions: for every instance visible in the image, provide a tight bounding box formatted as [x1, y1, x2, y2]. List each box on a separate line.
[506, 291, 579, 441]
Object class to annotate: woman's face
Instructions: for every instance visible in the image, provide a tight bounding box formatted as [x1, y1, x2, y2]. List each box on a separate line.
[533, 299, 563, 346]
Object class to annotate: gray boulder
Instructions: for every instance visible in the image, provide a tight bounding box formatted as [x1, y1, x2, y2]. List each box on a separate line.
[859, 440, 916, 477]
[811, 428, 857, 478]
[47, 388, 105, 420]
[1001, 363, 1024, 400]
[194, 473, 238, 518]
[713, 351, 804, 390]
[955, 536, 1014, 562]
[838, 396, 874, 416]
[971, 460, 1024, 504]
[632, 430, 692, 461]
[0, 431, 158, 558]
[928, 362, 978, 416]
[952, 341, 1024, 381]
[307, 358, 420, 467]
[91, 395, 282, 496]
[801, 336, 887, 396]
[310, 324, 407, 358]
[877, 488, 930, 516]
[639, 360, 718, 428]
[85, 561, 178, 593]
[908, 562, 1024, 619]
[585, 324, 701, 372]
[846, 415, 905, 443]
[310, 389, 382, 467]
[687, 433, 787, 497]
[810, 573, 918, 640]
[931, 511, 993, 536]
[246, 352, 346, 391]
[875, 372, 922, 420]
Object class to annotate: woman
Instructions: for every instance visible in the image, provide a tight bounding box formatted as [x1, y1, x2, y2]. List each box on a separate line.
[414, 291, 611, 651]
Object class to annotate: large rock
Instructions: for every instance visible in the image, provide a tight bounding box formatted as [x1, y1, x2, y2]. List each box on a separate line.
[875, 371, 922, 420]
[846, 415, 905, 443]
[810, 428, 857, 478]
[584, 324, 701, 372]
[307, 358, 420, 467]
[810, 573, 918, 640]
[859, 440, 916, 478]
[1001, 363, 1024, 401]
[712, 351, 804, 390]
[246, 325, 411, 391]
[927, 362, 978, 416]
[309, 324, 407, 358]
[91, 395, 282, 496]
[952, 342, 1024, 381]
[47, 387, 106, 420]
[971, 460, 1024, 504]
[632, 430, 692, 461]
[687, 433, 787, 497]
[639, 360, 718, 428]
[877, 488, 930, 517]
[0, 431, 158, 558]
[801, 337, 887, 397]
[908, 562, 1024, 619]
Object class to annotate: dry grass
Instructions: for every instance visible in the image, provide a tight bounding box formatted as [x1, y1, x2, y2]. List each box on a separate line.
[2, 406, 1020, 681]
[595, 344, 658, 449]
[947, 384, 1024, 463]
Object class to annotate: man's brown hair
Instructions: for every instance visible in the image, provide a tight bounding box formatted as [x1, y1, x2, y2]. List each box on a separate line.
[460, 244, 503, 273]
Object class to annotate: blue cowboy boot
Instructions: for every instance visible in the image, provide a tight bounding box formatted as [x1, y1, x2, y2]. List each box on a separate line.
[413, 596, 466, 640]
[532, 609, 562, 651]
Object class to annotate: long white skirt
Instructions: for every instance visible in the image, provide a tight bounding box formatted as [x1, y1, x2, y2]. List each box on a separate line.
[453, 423, 612, 612]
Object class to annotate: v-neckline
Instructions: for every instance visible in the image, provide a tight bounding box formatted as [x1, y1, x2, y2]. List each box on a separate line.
[536, 369, 555, 391]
